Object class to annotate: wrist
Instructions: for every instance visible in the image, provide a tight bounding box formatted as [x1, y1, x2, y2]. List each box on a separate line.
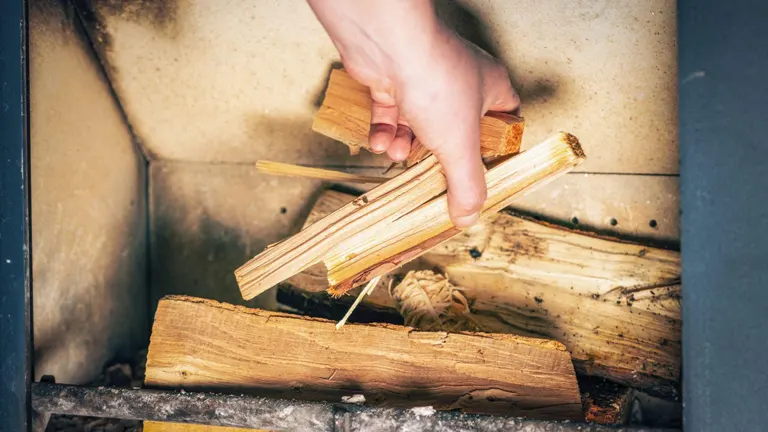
[370, 4, 443, 65]
[307, 0, 443, 78]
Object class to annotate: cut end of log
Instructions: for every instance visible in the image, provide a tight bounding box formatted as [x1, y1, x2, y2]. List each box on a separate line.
[579, 376, 636, 425]
[549, 132, 586, 166]
[561, 132, 586, 160]
[482, 112, 526, 160]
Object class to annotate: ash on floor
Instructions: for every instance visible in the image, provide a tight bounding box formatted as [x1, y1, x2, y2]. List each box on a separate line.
[45, 350, 147, 432]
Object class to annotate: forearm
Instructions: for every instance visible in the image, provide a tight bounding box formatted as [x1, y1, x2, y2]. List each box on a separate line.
[306, 0, 442, 84]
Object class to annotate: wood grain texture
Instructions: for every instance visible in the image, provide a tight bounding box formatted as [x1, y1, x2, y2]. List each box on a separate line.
[325, 132, 585, 295]
[144, 422, 265, 432]
[255, 160, 388, 184]
[312, 68, 525, 161]
[145, 295, 583, 420]
[235, 154, 447, 299]
[286, 190, 682, 396]
[236, 133, 585, 301]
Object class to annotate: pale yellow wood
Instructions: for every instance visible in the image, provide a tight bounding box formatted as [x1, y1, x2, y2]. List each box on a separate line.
[312, 68, 525, 161]
[236, 133, 585, 301]
[324, 133, 585, 295]
[235, 154, 447, 299]
[143, 421, 266, 432]
[286, 189, 682, 395]
[255, 160, 388, 184]
[145, 295, 583, 420]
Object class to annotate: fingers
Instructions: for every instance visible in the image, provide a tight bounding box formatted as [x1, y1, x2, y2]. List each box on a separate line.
[387, 125, 413, 162]
[369, 101, 399, 154]
[370, 100, 413, 161]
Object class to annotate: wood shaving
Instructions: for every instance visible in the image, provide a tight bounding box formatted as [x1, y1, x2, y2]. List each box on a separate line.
[390, 270, 481, 332]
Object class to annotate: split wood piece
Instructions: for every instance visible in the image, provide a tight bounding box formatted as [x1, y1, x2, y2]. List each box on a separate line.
[236, 154, 448, 300]
[284, 189, 682, 396]
[312, 68, 525, 162]
[255, 160, 388, 184]
[324, 133, 585, 296]
[236, 133, 585, 301]
[145, 295, 583, 421]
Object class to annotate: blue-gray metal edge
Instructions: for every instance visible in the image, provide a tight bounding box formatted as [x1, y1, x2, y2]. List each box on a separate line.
[0, 0, 32, 430]
[679, 0, 768, 430]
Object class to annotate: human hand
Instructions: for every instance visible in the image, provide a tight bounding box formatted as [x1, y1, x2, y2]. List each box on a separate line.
[307, 0, 520, 227]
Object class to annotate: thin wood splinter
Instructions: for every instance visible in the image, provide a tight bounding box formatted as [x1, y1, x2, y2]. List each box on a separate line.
[335, 275, 383, 330]
[256, 160, 389, 184]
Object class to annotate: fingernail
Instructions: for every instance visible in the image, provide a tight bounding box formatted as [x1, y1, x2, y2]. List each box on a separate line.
[453, 212, 480, 228]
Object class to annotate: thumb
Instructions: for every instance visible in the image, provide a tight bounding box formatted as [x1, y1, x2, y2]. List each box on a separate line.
[486, 81, 521, 114]
[410, 106, 487, 228]
[481, 63, 522, 115]
[437, 138, 487, 228]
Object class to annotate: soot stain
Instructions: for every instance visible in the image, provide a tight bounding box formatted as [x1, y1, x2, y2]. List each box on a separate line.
[95, 0, 179, 34]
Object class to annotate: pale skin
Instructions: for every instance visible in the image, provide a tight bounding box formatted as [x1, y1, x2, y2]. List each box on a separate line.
[307, 0, 521, 228]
